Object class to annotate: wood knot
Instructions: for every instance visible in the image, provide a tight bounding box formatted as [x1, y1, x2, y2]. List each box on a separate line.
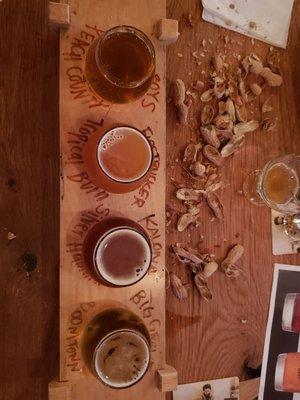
[7, 177, 19, 192]
[20, 251, 37, 275]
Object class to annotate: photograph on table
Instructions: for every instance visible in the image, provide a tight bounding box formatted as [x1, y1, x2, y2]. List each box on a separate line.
[259, 264, 300, 400]
[173, 376, 239, 400]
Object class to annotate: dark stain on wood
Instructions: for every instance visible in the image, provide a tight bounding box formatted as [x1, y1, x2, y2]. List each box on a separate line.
[7, 178, 16, 188]
[20, 251, 37, 274]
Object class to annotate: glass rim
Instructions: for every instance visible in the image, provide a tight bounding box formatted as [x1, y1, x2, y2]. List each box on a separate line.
[274, 353, 287, 391]
[96, 125, 153, 184]
[95, 25, 156, 89]
[258, 153, 300, 211]
[282, 293, 297, 332]
[92, 225, 152, 287]
[92, 328, 150, 389]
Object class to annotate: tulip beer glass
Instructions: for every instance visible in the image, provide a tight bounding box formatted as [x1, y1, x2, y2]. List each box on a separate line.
[83, 217, 152, 286]
[81, 308, 151, 389]
[85, 26, 155, 103]
[84, 125, 153, 193]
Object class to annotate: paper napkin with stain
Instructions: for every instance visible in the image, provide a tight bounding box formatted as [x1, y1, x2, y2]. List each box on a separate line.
[201, 0, 295, 48]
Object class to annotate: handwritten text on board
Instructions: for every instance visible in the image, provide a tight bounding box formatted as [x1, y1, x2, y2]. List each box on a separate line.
[65, 302, 96, 373]
[130, 290, 162, 369]
[63, 24, 161, 111]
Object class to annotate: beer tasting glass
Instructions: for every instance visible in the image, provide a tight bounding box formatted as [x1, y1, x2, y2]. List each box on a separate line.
[83, 125, 153, 194]
[83, 217, 152, 287]
[85, 25, 156, 103]
[243, 154, 300, 214]
[81, 308, 151, 388]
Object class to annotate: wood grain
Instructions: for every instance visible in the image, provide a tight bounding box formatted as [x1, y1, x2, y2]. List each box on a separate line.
[0, 1, 60, 399]
[55, 1, 167, 399]
[240, 378, 260, 400]
[48, 380, 71, 400]
[0, 1, 300, 400]
[166, 0, 300, 391]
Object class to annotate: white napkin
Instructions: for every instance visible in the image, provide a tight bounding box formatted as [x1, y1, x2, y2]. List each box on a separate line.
[202, 0, 295, 48]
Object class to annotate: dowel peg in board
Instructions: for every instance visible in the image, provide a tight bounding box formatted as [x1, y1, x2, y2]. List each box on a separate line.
[156, 19, 179, 44]
[48, 379, 71, 400]
[49, 2, 70, 28]
[157, 364, 178, 392]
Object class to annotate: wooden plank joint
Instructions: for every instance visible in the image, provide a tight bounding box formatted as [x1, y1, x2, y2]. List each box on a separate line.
[49, 379, 71, 400]
[157, 364, 178, 392]
[49, 2, 70, 28]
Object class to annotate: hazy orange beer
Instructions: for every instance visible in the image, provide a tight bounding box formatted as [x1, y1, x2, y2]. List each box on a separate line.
[83, 125, 153, 193]
[83, 217, 152, 286]
[81, 308, 151, 388]
[85, 26, 155, 103]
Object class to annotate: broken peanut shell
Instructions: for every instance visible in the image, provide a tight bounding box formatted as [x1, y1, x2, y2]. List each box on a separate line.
[233, 120, 259, 135]
[260, 67, 283, 87]
[221, 244, 244, 278]
[170, 273, 188, 300]
[177, 213, 197, 232]
[206, 192, 224, 219]
[201, 105, 215, 125]
[190, 161, 206, 177]
[183, 143, 198, 163]
[194, 272, 212, 301]
[201, 88, 214, 102]
[174, 79, 186, 105]
[203, 145, 223, 166]
[176, 188, 202, 201]
[203, 261, 219, 278]
[201, 125, 220, 148]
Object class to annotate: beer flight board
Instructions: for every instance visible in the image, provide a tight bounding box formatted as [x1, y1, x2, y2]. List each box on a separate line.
[48, 0, 174, 399]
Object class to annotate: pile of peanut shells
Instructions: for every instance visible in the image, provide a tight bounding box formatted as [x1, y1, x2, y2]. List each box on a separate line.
[174, 52, 282, 232]
[172, 51, 282, 233]
[169, 243, 244, 301]
[168, 43, 283, 301]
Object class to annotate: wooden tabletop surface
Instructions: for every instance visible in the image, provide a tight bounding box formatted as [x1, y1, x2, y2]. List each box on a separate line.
[0, 1, 299, 399]
[166, 0, 300, 389]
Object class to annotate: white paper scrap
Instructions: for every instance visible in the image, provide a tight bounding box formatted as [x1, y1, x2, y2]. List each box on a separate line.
[202, 0, 295, 48]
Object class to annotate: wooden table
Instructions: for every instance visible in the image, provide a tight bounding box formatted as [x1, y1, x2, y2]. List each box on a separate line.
[0, 0, 299, 399]
[166, 0, 300, 388]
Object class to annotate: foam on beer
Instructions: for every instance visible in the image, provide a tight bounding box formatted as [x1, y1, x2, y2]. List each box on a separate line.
[97, 127, 152, 183]
[94, 228, 151, 286]
[93, 329, 150, 388]
[99, 129, 124, 151]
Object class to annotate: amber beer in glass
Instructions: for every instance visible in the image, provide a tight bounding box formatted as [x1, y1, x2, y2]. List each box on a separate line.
[83, 217, 152, 286]
[83, 125, 153, 193]
[243, 154, 300, 213]
[82, 308, 151, 388]
[85, 26, 155, 103]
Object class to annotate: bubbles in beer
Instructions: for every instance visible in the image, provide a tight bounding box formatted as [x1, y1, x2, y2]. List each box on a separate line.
[94, 228, 151, 286]
[84, 26, 155, 103]
[97, 126, 152, 183]
[94, 330, 150, 388]
[99, 129, 124, 151]
[262, 162, 299, 205]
